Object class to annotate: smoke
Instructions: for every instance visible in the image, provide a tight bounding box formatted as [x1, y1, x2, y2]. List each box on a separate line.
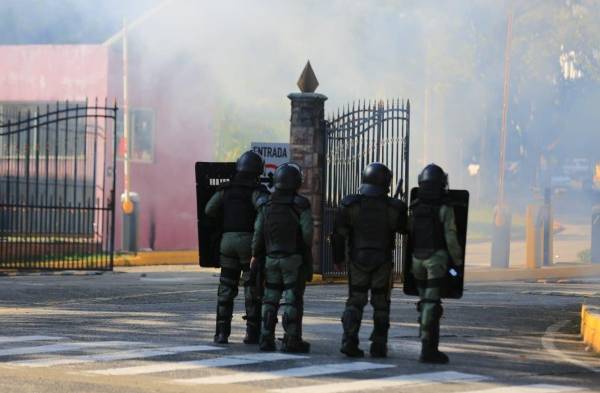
[3, 0, 600, 252]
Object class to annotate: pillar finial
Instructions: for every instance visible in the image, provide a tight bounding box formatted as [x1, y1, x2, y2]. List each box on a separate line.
[297, 61, 319, 93]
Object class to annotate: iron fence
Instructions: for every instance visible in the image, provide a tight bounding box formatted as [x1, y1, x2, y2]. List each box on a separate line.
[321, 99, 410, 279]
[0, 100, 118, 270]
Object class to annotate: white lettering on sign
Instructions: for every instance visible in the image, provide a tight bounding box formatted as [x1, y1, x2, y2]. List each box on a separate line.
[251, 142, 290, 190]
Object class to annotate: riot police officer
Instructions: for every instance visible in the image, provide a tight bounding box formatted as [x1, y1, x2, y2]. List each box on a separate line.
[410, 164, 463, 363]
[332, 163, 407, 358]
[205, 150, 269, 345]
[251, 163, 313, 353]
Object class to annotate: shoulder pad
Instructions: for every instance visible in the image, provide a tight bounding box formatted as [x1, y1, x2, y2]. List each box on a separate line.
[341, 194, 361, 207]
[256, 195, 270, 208]
[216, 181, 231, 191]
[293, 195, 310, 210]
[388, 198, 407, 211]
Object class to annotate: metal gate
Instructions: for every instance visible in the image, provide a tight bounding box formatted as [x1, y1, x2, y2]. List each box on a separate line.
[0, 100, 118, 270]
[321, 99, 410, 279]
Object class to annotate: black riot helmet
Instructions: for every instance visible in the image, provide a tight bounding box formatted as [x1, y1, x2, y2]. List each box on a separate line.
[236, 150, 264, 175]
[274, 162, 303, 191]
[418, 163, 448, 200]
[359, 162, 393, 197]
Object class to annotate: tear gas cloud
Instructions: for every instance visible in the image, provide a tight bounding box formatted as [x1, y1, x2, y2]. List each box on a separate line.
[3, 0, 600, 239]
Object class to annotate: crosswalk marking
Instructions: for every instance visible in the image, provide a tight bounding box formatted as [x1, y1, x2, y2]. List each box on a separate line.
[0, 341, 147, 357]
[269, 371, 488, 393]
[173, 361, 394, 385]
[0, 336, 64, 344]
[12, 345, 222, 367]
[91, 352, 307, 376]
[461, 384, 586, 393]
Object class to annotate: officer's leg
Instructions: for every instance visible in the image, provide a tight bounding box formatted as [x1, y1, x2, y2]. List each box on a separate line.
[340, 263, 369, 357]
[418, 258, 448, 364]
[369, 262, 392, 358]
[260, 257, 282, 351]
[215, 255, 240, 344]
[411, 258, 427, 338]
[239, 235, 260, 344]
[279, 255, 308, 353]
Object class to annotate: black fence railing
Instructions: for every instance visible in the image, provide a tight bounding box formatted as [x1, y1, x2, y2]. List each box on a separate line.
[321, 99, 410, 280]
[0, 100, 118, 270]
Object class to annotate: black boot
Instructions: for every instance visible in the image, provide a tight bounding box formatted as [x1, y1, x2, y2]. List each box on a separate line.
[418, 321, 449, 364]
[281, 334, 310, 353]
[340, 335, 365, 358]
[259, 335, 276, 351]
[370, 312, 389, 358]
[243, 323, 260, 345]
[370, 341, 387, 358]
[213, 320, 230, 344]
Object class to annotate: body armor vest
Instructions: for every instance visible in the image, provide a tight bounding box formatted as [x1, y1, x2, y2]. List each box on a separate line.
[264, 195, 302, 256]
[411, 201, 446, 259]
[350, 196, 393, 265]
[222, 184, 256, 232]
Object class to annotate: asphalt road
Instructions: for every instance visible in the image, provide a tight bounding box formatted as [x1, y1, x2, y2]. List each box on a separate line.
[0, 266, 598, 393]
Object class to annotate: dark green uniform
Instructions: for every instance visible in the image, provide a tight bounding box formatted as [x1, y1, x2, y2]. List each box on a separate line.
[411, 203, 463, 338]
[252, 191, 313, 351]
[335, 193, 407, 356]
[205, 178, 269, 343]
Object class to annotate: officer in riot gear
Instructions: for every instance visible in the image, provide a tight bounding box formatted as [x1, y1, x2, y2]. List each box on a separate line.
[205, 150, 269, 344]
[251, 163, 313, 353]
[333, 163, 407, 358]
[410, 164, 463, 363]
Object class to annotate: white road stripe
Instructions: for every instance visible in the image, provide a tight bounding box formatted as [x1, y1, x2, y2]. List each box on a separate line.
[173, 361, 394, 385]
[92, 353, 307, 376]
[0, 336, 64, 344]
[0, 341, 147, 357]
[269, 371, 488, 393]
[13, 345, 222, 367]
[461, 384, 586, 393]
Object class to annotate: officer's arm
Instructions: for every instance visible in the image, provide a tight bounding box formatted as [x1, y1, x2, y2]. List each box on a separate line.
[300, 208, 314, 249]
[334, 205, 352, 238]
[252, 209, 266, 256]
[204, 190, 223, 218]
[443, 206, 464, 266]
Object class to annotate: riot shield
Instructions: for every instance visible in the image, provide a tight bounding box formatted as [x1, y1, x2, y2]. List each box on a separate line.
[403, 188, 469, 299]
[195, 162, 236, 267]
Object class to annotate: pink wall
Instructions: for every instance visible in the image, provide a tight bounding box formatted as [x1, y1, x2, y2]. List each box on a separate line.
[0, 44, 214, 251]
[108, 47, 215, 251]
[0, 45, 108, 101]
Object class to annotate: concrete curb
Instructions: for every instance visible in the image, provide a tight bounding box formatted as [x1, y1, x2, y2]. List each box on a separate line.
[0, 270, 104, 277]
[465, 264, 600, 282]
[581, 304, 600, 353]
[114, 251, 198, 267]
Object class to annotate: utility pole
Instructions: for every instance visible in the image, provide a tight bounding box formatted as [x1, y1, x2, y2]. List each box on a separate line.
[122, 18, 133, 215]
[491, 7, 514, 268]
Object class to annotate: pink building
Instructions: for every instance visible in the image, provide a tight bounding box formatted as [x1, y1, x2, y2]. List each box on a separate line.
[0, 42, 214, 251]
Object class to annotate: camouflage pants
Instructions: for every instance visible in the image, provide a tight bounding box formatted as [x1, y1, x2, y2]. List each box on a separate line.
[216, 232, 260, 334]
[260, 254, 304, 340]
[412, 250, 448, 341]
[342, 261, 392, 345]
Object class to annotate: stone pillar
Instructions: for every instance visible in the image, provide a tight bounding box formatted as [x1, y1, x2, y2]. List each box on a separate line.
[288, 92, 327, 273]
